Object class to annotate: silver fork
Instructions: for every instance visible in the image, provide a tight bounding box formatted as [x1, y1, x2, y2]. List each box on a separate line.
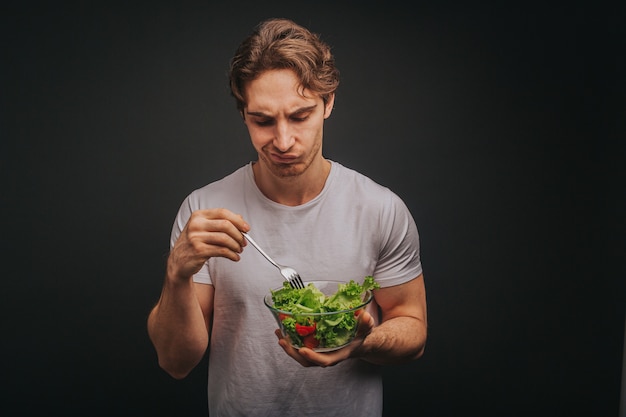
[242, 232, 305, 289]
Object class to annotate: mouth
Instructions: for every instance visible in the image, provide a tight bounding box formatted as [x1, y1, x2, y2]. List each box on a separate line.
[269, 152, 298, 164]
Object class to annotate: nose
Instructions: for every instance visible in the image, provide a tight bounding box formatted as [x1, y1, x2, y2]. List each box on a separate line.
[273, 120, 295, 152]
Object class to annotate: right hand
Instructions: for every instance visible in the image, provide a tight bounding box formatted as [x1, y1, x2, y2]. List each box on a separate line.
[167, 208, 250, 282]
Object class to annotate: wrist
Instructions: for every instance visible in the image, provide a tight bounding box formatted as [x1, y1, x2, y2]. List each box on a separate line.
[165, 261, 194, 286]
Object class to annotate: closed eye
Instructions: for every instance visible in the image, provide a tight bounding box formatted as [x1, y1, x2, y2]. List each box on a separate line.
[252, 115, 309, 126]
[291, 106, 315, 122]
[246, 104, 317, 126]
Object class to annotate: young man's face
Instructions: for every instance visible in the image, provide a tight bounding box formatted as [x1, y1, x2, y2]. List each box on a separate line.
[242, 69, 334, 179]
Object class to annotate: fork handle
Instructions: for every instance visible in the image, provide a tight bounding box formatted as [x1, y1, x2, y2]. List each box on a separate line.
[241, 232, 280, 270]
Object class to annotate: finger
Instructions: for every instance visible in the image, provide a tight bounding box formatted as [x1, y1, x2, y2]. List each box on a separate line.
[196, 208, 250, 237]
[297, 346, 350, 367]
[275, 329, 313, 367]
[355, 310, 375, 337]
[186, 216, 246, 254]
[186, 210, 249, 248]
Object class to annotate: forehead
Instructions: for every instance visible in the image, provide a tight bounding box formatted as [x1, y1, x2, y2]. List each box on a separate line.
[244, 69, 321, 112]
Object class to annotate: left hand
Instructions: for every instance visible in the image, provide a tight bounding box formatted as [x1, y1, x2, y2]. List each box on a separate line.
[274, 310, 376, 367]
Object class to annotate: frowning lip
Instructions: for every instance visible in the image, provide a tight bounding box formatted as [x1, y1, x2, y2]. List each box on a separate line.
[270, 152, 298, 164]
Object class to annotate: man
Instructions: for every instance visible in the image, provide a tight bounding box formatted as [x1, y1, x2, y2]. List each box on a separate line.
[147, 17, 427, 416]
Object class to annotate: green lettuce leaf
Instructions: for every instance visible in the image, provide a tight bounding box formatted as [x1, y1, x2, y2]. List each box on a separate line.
[270, 276, 380, 349]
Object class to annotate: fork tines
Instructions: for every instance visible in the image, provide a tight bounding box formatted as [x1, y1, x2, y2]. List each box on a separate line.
[290, 274, 305, 289]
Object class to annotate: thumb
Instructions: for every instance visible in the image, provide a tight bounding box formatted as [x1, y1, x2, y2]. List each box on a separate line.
[356, 310, 375, 337]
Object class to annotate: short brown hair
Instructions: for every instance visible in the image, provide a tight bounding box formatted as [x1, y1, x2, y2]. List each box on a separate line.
[229, 18, 340, 113]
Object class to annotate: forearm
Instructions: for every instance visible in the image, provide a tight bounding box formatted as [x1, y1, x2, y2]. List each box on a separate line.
[357, 316, 427, 365]
[147, 276, 209, 379]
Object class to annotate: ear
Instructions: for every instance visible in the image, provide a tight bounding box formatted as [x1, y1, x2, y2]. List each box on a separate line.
[323, 93, 335, 119]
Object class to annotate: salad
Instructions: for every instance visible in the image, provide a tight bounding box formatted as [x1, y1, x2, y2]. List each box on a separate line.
[269, 276, 380, 350]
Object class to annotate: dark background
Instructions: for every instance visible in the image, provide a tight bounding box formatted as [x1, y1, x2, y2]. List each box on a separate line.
[3, 1, 625, 416]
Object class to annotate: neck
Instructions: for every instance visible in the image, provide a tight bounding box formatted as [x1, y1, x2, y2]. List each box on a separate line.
[252, 158, 331, 206]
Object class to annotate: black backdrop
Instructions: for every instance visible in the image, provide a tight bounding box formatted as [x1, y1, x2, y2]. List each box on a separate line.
[3, 1, 625, 416]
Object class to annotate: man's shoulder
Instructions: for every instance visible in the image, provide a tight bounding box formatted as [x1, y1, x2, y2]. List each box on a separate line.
[194, 164, 249, 191]
[331, 161, 391, 194]
[186, 164, 250, 205]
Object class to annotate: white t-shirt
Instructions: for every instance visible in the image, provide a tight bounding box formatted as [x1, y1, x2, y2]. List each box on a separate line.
[171, 161, 422, 417]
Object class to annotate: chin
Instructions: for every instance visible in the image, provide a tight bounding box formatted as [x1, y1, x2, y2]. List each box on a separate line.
[270, 164, 304, 178]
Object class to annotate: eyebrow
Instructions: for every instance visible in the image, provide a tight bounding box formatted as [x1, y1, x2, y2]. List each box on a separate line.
[246, 104, 318, 118]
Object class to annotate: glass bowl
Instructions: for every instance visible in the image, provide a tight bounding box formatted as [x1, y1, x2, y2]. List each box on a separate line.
[263, 280, 374, 352]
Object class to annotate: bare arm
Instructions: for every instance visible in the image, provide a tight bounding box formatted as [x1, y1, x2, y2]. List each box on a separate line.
[277, 274, 427, 367]
[147, 281, 214, 379]
[355, 274, 427, 365]
[147, 208, 249, 378]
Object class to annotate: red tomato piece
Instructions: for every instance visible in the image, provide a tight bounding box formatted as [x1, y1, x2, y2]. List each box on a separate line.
[295, 322, 316, 336]
[303, 334, 320, 349]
